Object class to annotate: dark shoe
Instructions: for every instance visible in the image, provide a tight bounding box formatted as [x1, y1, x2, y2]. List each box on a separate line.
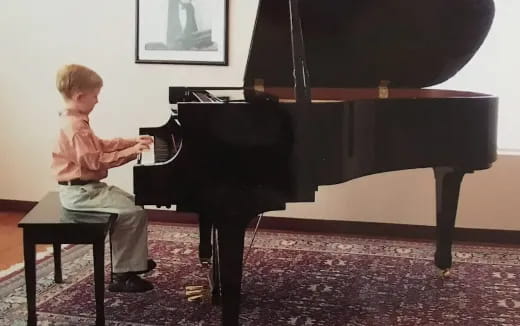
[108, 273, 154, 293]
[135, 259, 157, 275]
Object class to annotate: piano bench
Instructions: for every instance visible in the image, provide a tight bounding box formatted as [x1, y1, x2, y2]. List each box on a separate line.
[18, 191, 117, 326]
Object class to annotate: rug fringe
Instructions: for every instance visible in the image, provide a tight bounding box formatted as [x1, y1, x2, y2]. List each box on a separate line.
[0, 246, 54, 279]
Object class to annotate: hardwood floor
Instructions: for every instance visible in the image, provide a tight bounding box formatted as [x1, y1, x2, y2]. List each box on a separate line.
[0, 211, 50, 271]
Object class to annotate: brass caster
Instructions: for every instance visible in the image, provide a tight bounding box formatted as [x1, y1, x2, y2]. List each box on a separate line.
[199, 258, 211, 267]
[185, 285, 209, 302]
[439, 268, 451, 278]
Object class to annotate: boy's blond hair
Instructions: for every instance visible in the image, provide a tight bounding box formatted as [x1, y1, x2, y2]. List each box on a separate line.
[56, 64, 103, 99]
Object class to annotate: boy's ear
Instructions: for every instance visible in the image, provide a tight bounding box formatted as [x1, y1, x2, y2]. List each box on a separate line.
[71, 91, 83, 101]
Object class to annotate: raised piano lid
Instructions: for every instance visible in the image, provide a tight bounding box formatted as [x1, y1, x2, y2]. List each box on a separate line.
[244, 0, 495, 89]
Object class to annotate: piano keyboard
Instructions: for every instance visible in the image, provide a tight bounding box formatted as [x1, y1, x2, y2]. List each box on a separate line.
[154, 136, 172, 162]
[136, 106, 183, 166]
[138, 131, 181, 165]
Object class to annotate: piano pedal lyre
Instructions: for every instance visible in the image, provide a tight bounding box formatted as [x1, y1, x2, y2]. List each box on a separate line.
[185, 285, 209, 302]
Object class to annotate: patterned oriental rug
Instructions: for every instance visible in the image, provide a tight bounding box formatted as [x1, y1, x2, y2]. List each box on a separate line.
[1, 223, 519, 326]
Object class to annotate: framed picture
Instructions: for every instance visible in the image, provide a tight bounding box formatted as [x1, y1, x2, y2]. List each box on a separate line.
[135, 0, 228, 65]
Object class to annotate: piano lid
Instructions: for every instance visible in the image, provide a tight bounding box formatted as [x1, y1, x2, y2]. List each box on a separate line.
[244, 0, 495, 89]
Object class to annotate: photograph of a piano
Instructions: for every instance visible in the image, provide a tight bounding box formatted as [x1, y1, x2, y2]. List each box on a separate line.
[134, 0, 498, 325]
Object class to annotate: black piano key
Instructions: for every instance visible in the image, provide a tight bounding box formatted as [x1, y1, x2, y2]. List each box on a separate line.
[154, 137, 171, 163]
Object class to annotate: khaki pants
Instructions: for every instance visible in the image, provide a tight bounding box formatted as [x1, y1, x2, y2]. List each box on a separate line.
[58, 182, 149, 273]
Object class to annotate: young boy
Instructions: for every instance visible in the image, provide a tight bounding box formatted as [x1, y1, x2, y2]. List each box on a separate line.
[52, 64, 155, 292]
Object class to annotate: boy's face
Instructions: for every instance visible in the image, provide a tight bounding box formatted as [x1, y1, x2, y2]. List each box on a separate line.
[73, 88, 100, 114]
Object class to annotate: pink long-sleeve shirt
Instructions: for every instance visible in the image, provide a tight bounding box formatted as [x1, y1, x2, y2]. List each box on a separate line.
[51, 110, 138, 182]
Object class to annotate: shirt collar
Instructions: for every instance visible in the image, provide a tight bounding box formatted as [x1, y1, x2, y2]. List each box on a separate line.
[61, 108, 89, 122]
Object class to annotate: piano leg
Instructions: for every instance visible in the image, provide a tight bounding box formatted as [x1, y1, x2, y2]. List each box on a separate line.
[210, 225, 221, 305]
[198, 214, 213, 264]
[433, 167, 466, 274]
[215, 219, 248, 326]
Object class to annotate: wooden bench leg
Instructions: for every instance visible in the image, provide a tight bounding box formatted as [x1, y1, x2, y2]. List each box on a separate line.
[93, 237, 105, 326]
[23, 232, 37, 326]
[109, 231, 114, 283]
[53, 243, 63, 283]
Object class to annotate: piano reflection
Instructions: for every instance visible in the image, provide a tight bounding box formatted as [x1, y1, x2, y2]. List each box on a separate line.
[134, 0, 498, 325]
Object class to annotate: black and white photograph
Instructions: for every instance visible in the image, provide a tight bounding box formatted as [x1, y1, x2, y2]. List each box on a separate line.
[136, 0, 228, 65]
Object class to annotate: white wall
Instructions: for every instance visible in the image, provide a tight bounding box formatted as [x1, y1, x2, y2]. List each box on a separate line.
[272, 155, 520, 231]
[0, 0, 256, 199]
[434, 0, 520, 152]
[1, 0, 518, 231]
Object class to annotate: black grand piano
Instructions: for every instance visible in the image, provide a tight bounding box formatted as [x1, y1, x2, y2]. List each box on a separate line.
[134, 0, 498, 324]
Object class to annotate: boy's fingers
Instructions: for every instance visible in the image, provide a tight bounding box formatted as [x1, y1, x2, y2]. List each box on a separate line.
[134, 143, 150, 153]
[137, 137, 153, 145]
[139, 135, 153, 142]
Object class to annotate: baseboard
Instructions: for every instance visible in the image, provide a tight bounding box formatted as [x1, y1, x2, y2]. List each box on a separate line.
[0, 199, 36, 212]
[2, 199, 519, 245]
[146, 209, 520, 245]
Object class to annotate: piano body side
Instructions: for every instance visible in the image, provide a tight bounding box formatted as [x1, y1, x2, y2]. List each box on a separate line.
[255, 87, 498, 186]
[135, 88, 497, 211]
[134, 101, 296, 213]
[314, 95, 498, 187]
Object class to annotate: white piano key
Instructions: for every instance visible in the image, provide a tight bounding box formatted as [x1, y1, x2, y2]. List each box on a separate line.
[139, 136, 155, 165]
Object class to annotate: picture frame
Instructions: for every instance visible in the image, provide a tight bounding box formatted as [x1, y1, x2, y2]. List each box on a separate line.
[135, 0, 228, 65]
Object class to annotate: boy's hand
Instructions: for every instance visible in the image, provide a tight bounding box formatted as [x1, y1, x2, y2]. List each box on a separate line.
[132, 142, 151, 154]
[136, 135, 154, 145]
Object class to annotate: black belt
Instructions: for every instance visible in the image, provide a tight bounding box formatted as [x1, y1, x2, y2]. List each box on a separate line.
[58, 179, 98, 186]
